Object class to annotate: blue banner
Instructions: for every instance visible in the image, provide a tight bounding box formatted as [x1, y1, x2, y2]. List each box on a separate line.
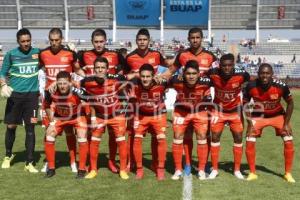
[116, 0, 161, 26]
[165, 0, 209, 26]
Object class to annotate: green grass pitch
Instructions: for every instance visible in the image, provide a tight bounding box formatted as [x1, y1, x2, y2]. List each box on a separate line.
[0, 91, 299, 200]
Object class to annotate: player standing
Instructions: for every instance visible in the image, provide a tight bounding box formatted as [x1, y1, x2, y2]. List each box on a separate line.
[244, 63, 295, 183]
[164, 27, 217, 175]
[171, 60, 211, 180]
[0, 28, 39, 172]
[206, 53, 250, 179]
[125, 28, 169, 172]
[40, 28, 83, 172]
[78, 28, 126, 173]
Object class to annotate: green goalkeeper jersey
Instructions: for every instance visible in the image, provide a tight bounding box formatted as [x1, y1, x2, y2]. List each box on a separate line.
[0, 47, 40, 93]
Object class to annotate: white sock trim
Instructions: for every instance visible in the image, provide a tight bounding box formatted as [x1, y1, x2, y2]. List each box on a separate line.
[157, 134, 166, 139]
[46, 135, 55, 142]
[197, 139, 207, 145]
[233, 143, 243, 147]
[246, 137, 256, 142]
[78, 138, 87, 143]
[134, 134, 144, 138]
[91, 136, 101, 141]
[283, 136, 293, 141]
[211, 142, 220, 147]
[173, 139, 183, 144]
[116, 136, 126, 142]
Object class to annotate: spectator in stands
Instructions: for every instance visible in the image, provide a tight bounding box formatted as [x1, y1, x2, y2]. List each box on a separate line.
[291, 54, 296, 63]
[237, 53, 241, 63]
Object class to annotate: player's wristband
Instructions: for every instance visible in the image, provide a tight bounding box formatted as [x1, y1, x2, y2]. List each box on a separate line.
[49, 121, 56, 126]
[91, 116, 96, 121]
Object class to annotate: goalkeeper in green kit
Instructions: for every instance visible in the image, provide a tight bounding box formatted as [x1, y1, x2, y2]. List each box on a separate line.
[0, 28, 40, 173]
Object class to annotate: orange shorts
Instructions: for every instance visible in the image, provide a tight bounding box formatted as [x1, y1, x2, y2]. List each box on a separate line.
[210, 110, 244, 134]
[54, 116, 87, 135]
[92, 114, 126, 137]
[173, 109, 208, 135]
[134, 114, 167, 136]
[249, 115, 292, 137]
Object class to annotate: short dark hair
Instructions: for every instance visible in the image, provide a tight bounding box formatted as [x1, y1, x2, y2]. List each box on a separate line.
[220, 53, 235, 64]
[94, 57, 109, 68]
[136, 28, 150, 39]
[91, 28, 107, 40]
[16, 28, 31, 41]
[188, 27, 203, 38]
[139, 63, 155, 75]
[258, 63, 273, 73]
[183, 60, 199, 73]
[49, 28, 63, 38]
[56, 71, 71, 80]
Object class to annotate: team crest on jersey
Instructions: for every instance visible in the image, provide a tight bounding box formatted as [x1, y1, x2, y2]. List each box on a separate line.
[232, 83, 239, 88]
[200, 59, 208, 65]
[270, 94, 279, 100]
[61, 57, 68, 62]
[106, 57, 113, 63]
[148, 58, 155, 64]
[32, 54, 38, 59]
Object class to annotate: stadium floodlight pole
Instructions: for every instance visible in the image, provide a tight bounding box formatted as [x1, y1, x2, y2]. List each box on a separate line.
[256, 0, 260, 43]
[112, 0, 117, 42]
[208, 0, 212, 43]
[16, 0, 22, 30]
[63, 0, 69, 42]
[160, 0, 164, 45]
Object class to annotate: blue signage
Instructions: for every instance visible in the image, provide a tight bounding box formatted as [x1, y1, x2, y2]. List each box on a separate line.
[165, 0, 209, 26]
[116, 0, 161, 26]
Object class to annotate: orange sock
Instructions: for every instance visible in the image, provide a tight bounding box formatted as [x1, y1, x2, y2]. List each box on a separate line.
[172, 143, 183, 171]
[78, 141, 88, 171]
[66, 134, 77, 164]
[284, 140, 294, 173]
[211, 143, 220, 170]
[151, 136, 158, 166]
[45, 140, 55, 169]
[127, 131, 135, 167]
[108, 128, 117, 161]
[246, 140, 256, 173]
[133, 137, 143, 169]
[183, 137, 193, 166]
[197, 143, 208, 171]
[89, 139, 100, 171]
[117, 139, 127, 171]
[157, 139, 167, 169]
[233, 144, 243, 171]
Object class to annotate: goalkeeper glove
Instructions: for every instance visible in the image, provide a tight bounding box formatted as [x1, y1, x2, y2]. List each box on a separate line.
[1, 83, 13, 98]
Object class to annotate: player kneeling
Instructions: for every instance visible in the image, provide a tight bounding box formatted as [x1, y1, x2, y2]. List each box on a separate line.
[244, 64, 295, 183]
[171, 60, 211, 180]
[131, 64, 167, 180]
[44, 71, 88, 178]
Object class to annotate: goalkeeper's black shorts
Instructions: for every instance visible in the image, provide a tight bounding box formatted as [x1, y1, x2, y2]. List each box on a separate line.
[4, 92, 39, 125]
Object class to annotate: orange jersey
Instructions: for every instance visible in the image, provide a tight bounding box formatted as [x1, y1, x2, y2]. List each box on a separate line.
[207, 67, 250, 112]
[43, 88, 85, 119]
[40, 46, 77, 89]
[244, 79, 292, 118]
[131, 78, 167, 115]
[78, 48, 125, 75]
[125, 49, 164, 74]
[174, 48, 217, 76]
[169, 76, 212, 113]
[81, 74, 126, 117]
